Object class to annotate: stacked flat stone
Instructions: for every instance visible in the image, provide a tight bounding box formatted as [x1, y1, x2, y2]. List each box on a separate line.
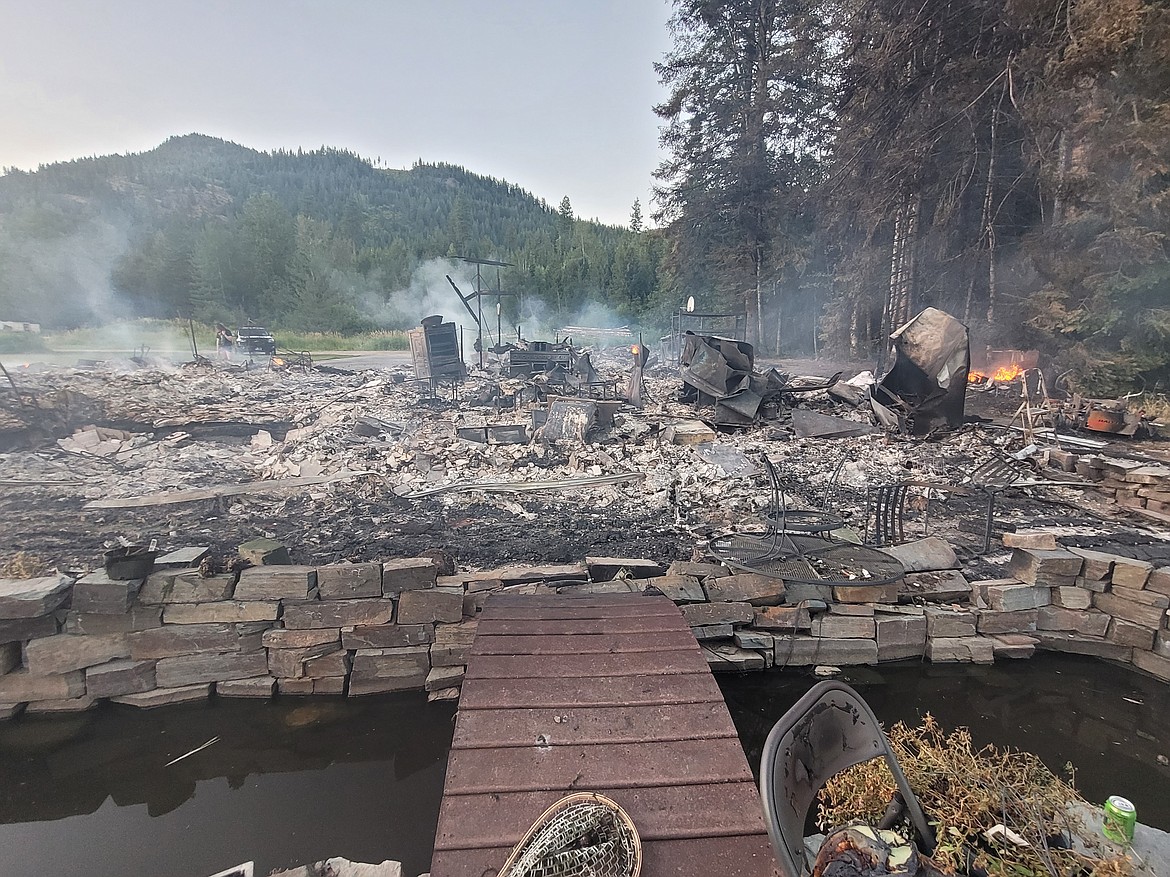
[3, 535, 1170, 717]
[1056, 453, 1170, 523]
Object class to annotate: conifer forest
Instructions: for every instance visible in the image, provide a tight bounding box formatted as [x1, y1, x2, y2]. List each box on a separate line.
[1, 0, 1167, 395]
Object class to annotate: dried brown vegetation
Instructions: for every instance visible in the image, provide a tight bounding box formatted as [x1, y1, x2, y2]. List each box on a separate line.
[0, 551, 51, 579]
[818, 715, 1133, 877]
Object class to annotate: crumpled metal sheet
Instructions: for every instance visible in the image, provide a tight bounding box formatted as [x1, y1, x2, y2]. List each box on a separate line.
[872, 307, 970, 435]
[714, 388, 763, 425]
[680, 333, 754, 399]
[791, 409, 876, 439]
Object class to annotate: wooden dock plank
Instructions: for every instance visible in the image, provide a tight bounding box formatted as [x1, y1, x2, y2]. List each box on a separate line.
[457, 672, 725, 710]
[484, 594, 662, 608]
[476, 603, 681, 621]
[434, 782, 769, 850]
[451, 702, 740, 749]
[471, 630, 700, 655]
[432, 593, 774, 877]
[464, 650, 708, 680]
[432, 836, 780, 877]
[475, 615, 685, 636]
[442, 738, 755, 795]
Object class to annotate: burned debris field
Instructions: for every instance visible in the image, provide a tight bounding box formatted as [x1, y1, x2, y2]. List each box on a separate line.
[0, 357, 692, 569]
[4, 314, 1170, 877]
[2, 317, 1168, 586]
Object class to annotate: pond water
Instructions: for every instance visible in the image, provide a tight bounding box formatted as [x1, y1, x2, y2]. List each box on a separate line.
[0, 656, 1165, 877]
[0, 693, 456, 877]
[719, 653, 1170, 832]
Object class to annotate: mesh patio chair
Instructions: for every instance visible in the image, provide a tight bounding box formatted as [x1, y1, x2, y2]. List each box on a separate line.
[758, 681, 935, 877]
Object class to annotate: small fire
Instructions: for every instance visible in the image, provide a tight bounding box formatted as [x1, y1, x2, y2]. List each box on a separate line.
[968, 363, 1025, 383]
[630, 344, 640, 357]
[271, 356, 286, 368]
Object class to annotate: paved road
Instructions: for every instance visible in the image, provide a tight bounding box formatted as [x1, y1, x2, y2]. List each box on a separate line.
[317, 351, 413, 371]
[0, 349, 415, 371]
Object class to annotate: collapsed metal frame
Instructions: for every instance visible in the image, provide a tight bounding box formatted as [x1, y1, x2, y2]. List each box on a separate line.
[446, 256, 516, 369]
[710, 455, 905, 587]
[665, 310, 748, 366]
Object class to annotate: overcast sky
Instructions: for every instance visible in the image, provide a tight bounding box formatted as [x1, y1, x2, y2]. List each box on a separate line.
[0, 0, 674, 226]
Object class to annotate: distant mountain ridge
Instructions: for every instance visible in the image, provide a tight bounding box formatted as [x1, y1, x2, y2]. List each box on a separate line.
[0, 134, 660, 330]
[0, 132, 582, 243]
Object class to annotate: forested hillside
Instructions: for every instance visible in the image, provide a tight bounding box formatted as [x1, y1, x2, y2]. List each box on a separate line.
[0, 134, 662, 333]
[3, 0, 1167, 395]
[655, 0, 1170, 393]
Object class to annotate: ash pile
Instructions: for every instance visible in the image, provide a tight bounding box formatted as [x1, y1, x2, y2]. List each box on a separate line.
[0, 307, 1167, 590]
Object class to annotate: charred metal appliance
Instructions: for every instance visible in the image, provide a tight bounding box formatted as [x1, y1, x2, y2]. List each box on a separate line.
[504, 341, 573, 376]
[871, 307, 970, 435]
[408, 315, 465, 386]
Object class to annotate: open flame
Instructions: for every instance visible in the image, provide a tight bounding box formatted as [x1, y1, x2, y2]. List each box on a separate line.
[968, 363, 1025, 383]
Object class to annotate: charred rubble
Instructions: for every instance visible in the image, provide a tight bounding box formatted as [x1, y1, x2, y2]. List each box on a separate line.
[0, 311, 1169, 719]
[0, 308, 1168, 596]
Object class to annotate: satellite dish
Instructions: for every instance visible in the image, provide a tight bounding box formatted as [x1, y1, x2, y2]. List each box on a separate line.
[686, 296, 695, 313]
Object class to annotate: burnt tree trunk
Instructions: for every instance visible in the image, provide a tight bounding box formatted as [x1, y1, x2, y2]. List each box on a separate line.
[885, 191, 919, 339]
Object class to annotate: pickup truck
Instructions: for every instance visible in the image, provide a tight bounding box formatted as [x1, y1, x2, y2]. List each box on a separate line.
[236, 326, 277, 355]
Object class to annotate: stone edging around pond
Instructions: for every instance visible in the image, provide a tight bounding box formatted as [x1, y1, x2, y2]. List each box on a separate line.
[0, 540, 1168, 716]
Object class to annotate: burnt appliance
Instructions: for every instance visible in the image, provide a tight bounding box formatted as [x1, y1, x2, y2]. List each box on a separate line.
[408, 316, 465, 384]
[504, 340, 573, 377]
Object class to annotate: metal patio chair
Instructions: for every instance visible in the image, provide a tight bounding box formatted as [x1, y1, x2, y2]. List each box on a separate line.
[760, 456, 847, 543]
[759, 681, 935, 877]
[711, 457, 904, 587]
[863, 482, 910, 547]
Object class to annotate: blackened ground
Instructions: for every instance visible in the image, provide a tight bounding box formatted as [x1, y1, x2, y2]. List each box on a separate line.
[0, 481, 690, 572]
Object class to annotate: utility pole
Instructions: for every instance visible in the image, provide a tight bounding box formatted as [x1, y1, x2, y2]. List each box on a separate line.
[449, 256, 515, 368]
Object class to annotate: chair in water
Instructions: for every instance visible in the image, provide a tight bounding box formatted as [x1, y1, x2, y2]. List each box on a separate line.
[758, 680, 936, 877]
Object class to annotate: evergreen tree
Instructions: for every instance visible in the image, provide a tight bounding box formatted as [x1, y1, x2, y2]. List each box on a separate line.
[654, 0, 837, 347]
[629, 198, 643, 234]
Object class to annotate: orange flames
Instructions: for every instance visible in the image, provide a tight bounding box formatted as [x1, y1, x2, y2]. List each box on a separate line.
[968, 363, 1025, 383]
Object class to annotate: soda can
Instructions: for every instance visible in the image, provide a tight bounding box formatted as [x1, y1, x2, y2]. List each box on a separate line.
[1103, 795, 1136, 843]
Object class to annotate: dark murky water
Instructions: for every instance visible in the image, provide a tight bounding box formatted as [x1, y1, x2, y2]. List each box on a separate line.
[0, 693, 456, 877]
[0, 657, 1166, 877]
[719, 654, 1170, 831]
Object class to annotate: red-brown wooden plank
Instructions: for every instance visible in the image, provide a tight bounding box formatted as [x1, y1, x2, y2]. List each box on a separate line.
[477, 603, 681, 621]
[457, 672, 725, 710]
[434, 782, 769, 850]
[485, 594, 667, 609]
[475, 615, 685, 636]
[442, 738, 755, 794]
[451, 702, 740, 749]
[431, 835, 781, 877]
[434, 594, 775, 877]
[471, 630, 700, 655]
[464, 650, 708, 680]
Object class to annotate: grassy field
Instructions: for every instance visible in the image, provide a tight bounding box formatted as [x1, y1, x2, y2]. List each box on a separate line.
[274, 330, 409, 351]
[34, 320, 410, 354]
[0, 333, 50, 354]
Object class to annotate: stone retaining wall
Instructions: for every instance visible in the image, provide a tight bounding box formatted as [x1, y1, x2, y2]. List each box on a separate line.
[1050, 451, 1170, 525]
[1, 541, 1168, 716]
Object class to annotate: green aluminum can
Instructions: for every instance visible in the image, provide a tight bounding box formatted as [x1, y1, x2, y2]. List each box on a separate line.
[1103, 795, 1136, 843]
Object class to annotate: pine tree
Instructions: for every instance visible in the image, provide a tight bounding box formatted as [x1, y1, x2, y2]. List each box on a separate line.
[654, 0, 836, 347]
[629, 198, 643, 233]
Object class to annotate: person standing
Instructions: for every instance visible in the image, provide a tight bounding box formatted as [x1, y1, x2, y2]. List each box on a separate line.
[215, 323, 234, 360]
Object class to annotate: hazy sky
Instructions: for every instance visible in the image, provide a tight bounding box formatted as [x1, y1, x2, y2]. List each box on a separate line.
[0, 0, 674, 226]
